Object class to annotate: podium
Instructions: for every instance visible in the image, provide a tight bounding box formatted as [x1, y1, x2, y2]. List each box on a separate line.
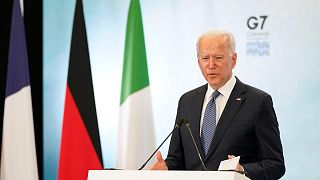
[87, 170, 250, 180]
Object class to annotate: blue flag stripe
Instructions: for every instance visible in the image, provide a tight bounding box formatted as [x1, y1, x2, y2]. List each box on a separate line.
[6, 0, 30, 97]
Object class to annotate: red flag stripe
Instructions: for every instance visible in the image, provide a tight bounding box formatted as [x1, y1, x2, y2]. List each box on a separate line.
[58, 86, 102, 180]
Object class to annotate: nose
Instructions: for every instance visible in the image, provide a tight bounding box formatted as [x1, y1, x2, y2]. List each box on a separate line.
[208, 58, 216, 69]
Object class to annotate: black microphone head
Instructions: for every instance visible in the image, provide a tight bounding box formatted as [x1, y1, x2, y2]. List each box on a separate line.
[176, 118, 184, 127]
[175, 118, 190, 128]
[182, 118, 190, 127]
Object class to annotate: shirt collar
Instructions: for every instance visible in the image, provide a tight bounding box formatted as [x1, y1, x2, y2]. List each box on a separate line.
[218, 74, 236, 98]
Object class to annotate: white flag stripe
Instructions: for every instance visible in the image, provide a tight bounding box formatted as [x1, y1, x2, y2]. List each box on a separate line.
[1, 86, 39, 180]
[117, 87, 156, 169]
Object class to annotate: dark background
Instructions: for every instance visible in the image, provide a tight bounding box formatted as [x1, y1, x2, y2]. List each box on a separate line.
[0, 0, 43, 179]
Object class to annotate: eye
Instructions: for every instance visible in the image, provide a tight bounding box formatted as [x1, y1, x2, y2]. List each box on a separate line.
[215, 55, 224, 60]
[201, 56, 209, 61]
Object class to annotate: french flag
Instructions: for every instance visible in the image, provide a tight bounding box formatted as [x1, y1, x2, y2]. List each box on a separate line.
[0, 0, 39, 179]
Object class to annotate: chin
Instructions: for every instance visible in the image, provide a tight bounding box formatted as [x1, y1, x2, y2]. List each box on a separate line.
[208, 82, 218, 88]
[207, 78, 218, 84]
[207, 79, 220, 87]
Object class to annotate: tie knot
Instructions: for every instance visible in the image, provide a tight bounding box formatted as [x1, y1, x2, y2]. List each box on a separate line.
[212, 91, 220, 100]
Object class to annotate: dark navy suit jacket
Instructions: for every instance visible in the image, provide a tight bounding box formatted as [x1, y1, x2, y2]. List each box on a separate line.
[165, 78, 285, 180]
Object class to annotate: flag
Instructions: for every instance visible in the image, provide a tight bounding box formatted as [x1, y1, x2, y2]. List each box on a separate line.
[0, 0, 39, 179]
[58, 0, 103, 179]
[116, 0, 156, 170]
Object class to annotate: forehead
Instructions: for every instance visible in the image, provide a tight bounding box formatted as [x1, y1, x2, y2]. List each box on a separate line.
[198, 36, 228, 54]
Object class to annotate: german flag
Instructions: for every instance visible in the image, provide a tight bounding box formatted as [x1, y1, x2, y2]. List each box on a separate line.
[58, 0, 103, 179]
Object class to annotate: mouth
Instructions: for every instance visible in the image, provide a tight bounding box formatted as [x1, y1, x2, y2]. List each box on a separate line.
[207, 73, 218, 77]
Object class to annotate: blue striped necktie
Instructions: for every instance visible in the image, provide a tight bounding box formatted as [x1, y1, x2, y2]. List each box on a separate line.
[201, 90, 220, 155]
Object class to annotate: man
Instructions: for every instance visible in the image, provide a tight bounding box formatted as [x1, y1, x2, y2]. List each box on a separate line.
[150, 30, 285, 180]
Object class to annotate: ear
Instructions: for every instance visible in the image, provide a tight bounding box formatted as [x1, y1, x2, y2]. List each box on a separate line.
[231, 53, 237, 68]
[197, 56, 201, 66]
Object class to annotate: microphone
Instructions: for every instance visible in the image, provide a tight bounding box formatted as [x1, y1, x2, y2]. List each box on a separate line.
[183, 118, 209, 171]
[138, 118, 186, 170]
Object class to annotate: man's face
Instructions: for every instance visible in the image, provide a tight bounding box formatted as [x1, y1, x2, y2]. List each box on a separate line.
[197, 36, 237, 90]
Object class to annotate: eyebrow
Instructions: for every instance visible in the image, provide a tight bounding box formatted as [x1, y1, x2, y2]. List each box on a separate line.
[200, 53, 225, 56]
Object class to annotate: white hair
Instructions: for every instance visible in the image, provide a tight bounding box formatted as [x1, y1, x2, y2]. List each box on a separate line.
[196, 30, 236, 55]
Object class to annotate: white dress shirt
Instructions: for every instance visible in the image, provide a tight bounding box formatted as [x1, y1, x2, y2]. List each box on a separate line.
[200, 75, 236, 133]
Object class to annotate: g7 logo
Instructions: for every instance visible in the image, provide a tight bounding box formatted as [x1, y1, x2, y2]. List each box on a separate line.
[247, 16, 268, 30]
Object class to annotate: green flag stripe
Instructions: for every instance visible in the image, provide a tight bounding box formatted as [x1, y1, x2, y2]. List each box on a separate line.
[120, 0, 149, 105]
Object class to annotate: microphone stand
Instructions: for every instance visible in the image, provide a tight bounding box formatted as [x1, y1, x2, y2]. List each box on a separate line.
[185, 121, 209, 171]
[138, 119, 184, 170]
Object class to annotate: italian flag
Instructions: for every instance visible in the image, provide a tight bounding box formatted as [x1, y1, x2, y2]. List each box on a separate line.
[116, 0, 156, 170]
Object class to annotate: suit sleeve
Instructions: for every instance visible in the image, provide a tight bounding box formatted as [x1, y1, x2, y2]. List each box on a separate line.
[165, 96, 186, 170]
[242, 95, 285, 180]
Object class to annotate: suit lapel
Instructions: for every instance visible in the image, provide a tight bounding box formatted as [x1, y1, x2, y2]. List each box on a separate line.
[205, 78, 246, 161]
[190, 84, 207, 159]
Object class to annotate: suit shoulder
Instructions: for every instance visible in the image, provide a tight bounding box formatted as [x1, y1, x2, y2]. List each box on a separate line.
[179, 84, 206, 101]
[242, 83, 272, 101]
[246, 84, 269, 95]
